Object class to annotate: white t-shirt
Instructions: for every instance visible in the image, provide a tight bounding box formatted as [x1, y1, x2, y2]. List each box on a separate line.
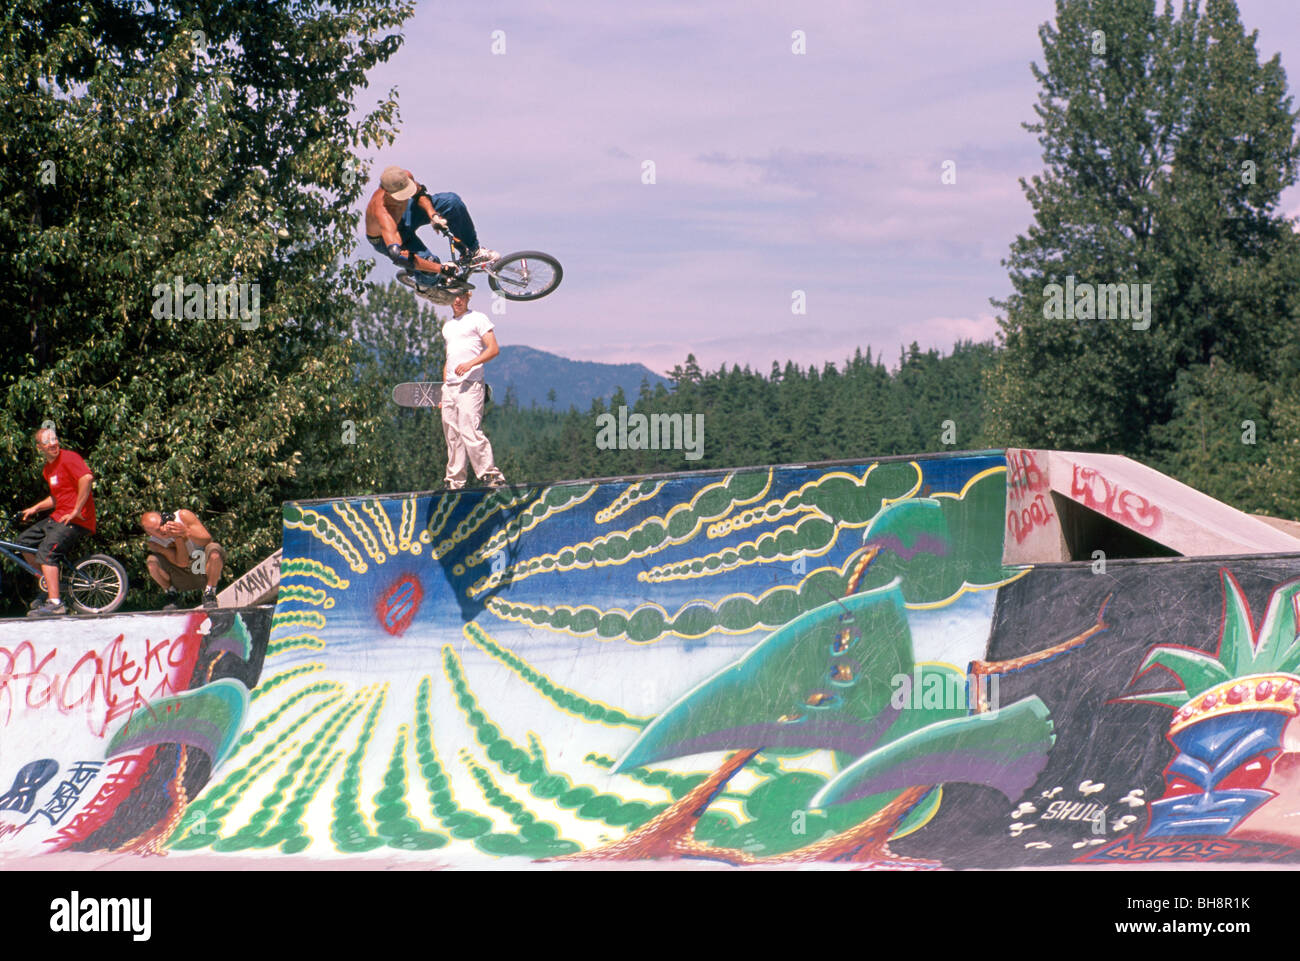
[442, 310, 494, 384]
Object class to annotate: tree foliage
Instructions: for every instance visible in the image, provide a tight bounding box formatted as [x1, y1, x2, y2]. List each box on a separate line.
[0, 0, 412, 610]
[984, 0, 1300, 457]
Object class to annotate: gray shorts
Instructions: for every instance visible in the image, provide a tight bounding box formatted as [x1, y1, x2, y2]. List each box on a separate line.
[148, 542, 225, 591]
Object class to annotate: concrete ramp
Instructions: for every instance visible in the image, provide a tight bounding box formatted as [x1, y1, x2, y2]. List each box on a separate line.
[1005, 448, 1300, 564]
[0, 609, 270, 855]
[7, 450, 1300, 868]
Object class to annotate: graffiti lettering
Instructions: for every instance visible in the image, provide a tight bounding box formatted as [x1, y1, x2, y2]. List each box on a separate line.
[1006, 450, 1047, 504]
[1070, 466, 1162, 531]
[235, 563, 274, 602]
[1040, 799, 1105, 822]
[0, 630, 199, 737]
[1078, 836, 1290, 863]
[1007, 493, 1055, 545]
[25, 761, 102, 827]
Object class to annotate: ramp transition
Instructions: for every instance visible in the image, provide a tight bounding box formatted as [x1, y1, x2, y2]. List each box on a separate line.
[5, 451, 1300, 867]
[0, 609, 270, 854]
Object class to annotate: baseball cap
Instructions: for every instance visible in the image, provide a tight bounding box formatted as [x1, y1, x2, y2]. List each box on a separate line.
[380, 166, 418, 201]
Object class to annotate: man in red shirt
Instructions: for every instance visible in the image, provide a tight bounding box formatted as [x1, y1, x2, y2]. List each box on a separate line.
[18, 428, 96, 617]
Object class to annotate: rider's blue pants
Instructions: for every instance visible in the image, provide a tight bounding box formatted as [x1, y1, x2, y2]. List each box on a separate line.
[425, 192, 480, 258]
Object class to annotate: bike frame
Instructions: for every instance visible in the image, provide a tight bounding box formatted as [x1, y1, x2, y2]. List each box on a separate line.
[397, 228, 560, 304]
[0, 517, 82, 590]
[408, 229, 482, 285]
[0, 537, 44, 580]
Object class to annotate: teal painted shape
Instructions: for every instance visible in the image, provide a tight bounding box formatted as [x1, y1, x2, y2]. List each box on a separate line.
[106, 678, 249, 770]
[811, 696, 1056, 807]
[616, 573, 1057, 809]
[209, 613, 254, 661]
[617, 582, 921, 770]
[863, 497, 949, 552]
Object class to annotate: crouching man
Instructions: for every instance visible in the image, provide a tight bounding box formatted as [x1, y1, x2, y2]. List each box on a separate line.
[141, 509, 225, 609]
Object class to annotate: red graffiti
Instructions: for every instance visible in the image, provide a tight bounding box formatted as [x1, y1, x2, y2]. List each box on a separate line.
[1078, 835, 1291, 863]
[1006, 449, 1048, 504]
[376, 575, 423, 636]
[1071, 465, 1162, 531]
[1007, 493, 1056, 545]
[0, 619, 205, 737]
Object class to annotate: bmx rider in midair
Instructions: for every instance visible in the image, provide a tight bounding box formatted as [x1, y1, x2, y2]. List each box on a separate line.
[365, 166, 498, 281]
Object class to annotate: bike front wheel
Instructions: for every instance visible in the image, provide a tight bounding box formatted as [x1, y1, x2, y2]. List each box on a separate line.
[66, 554, 129, 614]
[486, 251, 563, 301]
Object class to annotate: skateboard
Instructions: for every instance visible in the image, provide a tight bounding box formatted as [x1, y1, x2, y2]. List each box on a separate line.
[392, 382, 494, 407]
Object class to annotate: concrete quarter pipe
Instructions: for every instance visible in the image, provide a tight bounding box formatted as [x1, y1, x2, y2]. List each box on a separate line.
[4, 450, 1300, 867]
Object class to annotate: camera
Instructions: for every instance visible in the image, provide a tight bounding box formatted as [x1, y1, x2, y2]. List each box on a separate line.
[160, 511, 176, 524]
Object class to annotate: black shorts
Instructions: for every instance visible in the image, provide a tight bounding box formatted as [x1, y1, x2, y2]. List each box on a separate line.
[17, 518, 87, 566]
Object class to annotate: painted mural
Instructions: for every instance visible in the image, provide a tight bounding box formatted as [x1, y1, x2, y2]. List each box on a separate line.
[5, 450, 1300, 867]
[915, 557, 1300, 868]
[0, 609, 270, 854]
[159, 453, 1102, 865]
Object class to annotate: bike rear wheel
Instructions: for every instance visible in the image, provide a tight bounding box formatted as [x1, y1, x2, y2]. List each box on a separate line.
[65, 554, 129, 614]
[486, 251, 562, 301]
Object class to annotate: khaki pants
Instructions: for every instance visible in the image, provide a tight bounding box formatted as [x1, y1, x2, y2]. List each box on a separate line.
[147, 542, 226, 591]
[441, 381, 504, 488]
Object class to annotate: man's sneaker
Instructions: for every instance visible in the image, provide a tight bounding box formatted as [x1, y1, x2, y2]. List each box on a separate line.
[162, 588, 180, 611]
[30, 598, 67, 618]
[29, 596, 46, 613]
[461, 248, 499, 268]
[202, 587, 218, 609]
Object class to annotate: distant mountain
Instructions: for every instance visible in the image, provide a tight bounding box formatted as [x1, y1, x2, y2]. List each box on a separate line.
[489, 345, 671, 410]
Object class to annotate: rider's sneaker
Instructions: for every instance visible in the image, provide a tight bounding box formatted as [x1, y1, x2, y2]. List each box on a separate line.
[30, 598, 67, 618]
[461, 248, 499, 268]
[202, 587, 218, 609]
[28, 596, 45, 613]
[162, 588, 180, 611]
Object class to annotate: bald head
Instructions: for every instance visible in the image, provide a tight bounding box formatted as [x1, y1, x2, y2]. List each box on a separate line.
[34, 428, 60, 463]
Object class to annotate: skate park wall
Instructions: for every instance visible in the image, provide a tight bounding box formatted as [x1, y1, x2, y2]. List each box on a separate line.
[5, 450, 1300, 866]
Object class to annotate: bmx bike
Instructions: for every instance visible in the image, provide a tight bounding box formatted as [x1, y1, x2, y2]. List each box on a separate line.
[395, 225, 562, 306]
[0, 513, 129, 615]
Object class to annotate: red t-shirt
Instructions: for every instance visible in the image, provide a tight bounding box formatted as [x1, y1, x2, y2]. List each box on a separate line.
[43, 450, 96, 533]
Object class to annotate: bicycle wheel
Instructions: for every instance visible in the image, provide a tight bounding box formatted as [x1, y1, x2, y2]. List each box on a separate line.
[486, 251, 563, 301]
[66, 554, 128, 614]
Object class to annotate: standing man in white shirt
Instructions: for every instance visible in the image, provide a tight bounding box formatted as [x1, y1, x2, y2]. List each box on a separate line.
[441, 287, 507, 489]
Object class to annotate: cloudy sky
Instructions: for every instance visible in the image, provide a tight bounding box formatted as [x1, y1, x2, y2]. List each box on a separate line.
[356, 0, 1300, 376]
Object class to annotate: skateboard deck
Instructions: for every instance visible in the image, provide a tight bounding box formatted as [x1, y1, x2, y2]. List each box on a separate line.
[392, 382, 493, 407]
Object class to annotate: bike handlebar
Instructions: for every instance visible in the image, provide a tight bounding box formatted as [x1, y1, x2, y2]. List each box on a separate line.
[6, 509, 48, 529]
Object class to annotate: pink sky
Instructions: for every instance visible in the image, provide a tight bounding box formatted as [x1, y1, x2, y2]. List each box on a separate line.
[355, 0, 1300, 377]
